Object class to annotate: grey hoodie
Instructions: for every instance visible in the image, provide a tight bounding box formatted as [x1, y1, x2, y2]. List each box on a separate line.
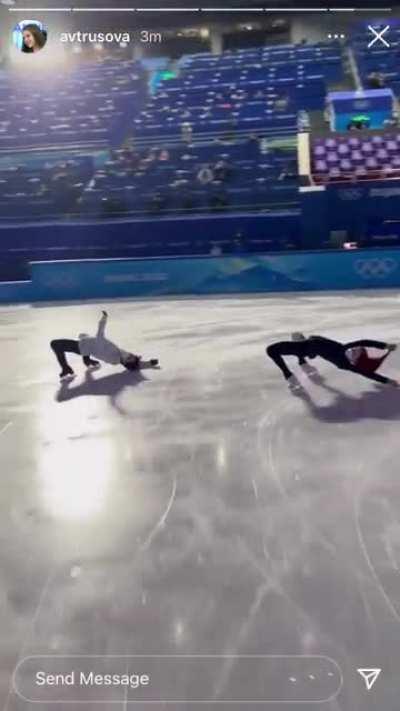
[79, 314, 129, 365]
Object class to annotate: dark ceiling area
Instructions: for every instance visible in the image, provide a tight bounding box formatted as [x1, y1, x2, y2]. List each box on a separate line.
[1, 0, 397, 35]
[3, 0, 400, 8]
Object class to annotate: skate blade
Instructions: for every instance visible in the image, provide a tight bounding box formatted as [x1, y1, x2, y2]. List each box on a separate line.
[60, 373, 76, 382]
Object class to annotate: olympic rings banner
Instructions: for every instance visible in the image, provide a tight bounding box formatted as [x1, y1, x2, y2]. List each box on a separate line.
[0, 248, 397, 303]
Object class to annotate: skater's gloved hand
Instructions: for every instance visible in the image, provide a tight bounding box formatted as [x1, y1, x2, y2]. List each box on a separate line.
[387, 378, 399, 387]
[102, 310, 108, 318]
[388, 343, 397, 352]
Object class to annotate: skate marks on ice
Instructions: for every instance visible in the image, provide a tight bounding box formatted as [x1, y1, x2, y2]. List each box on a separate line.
[289, 374, 400, 606]
[2, 473, 180, 709]
[254, 363, 400, 697]
[141, 474, 178, 552]
[257, 397, 292, 500]
[355, 459, 400, 627]
[2, 569, 56, 711]
[0, 421, 13, 438]
[282, 367, 400, 704]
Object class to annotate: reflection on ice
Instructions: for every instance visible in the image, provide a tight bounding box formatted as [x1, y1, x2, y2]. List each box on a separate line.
[39, 437, 113, 520]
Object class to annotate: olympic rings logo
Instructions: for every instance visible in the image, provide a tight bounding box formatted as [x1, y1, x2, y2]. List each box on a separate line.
[354, 258, 398, 278]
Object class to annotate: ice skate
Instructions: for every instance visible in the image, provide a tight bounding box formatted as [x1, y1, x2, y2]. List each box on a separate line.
[86, 360, 101, 371]
[59, 368, 75, 382]
[291, 332, 306, 342]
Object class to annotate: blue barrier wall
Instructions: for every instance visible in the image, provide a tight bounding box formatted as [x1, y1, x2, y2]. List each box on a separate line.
[301, 180, 400, 245]
[0, 249, 399, 304]
[327, 181, 400, 223]
[0, 211, 300, 281]
[0, 281, 33, 303]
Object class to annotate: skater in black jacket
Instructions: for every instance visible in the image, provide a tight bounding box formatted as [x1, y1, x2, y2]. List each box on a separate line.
[266, 333, 398, 390]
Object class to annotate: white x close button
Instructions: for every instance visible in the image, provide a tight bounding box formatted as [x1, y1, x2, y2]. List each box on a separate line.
[367, 25, 391, 48]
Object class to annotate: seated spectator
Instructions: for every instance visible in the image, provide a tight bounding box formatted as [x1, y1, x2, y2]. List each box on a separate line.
[159, 149, 170, 162]
[120, 148, 139, 170]
[197, 164, 214, 185]
[231, 89, 246, 101]
[139, 149, 157, 171]
[214, 159, 232, 182]
[274, 95, 290, 111]
[367, 72, 386, 89]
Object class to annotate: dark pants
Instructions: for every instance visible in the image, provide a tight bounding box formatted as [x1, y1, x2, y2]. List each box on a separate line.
[50, 339, 96, 372]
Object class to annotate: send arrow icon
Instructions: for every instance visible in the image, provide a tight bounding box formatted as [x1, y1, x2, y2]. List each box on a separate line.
[357, 669, 382, 691]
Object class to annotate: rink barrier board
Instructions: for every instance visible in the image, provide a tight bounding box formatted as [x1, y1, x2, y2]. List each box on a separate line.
[0, 249, 400, 303]
[300, 177, 400, 247]
[0, 280, 33, 303]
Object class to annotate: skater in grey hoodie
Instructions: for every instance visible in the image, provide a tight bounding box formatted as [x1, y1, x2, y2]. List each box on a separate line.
[50, 311, 158, 381]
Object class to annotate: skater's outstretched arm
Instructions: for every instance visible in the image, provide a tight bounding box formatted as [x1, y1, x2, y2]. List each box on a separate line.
[96, 311, 108, 339]
[266, 343, 295, 380]
[345, 339, 390, 351]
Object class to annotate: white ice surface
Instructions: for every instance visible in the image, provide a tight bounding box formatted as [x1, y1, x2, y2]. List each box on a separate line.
[1, 291, 400, 710]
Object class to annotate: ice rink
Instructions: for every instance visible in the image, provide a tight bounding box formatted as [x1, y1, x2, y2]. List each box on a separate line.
[1, 291, 400, 710]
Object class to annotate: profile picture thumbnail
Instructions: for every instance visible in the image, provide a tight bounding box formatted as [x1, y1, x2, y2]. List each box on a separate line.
[13, 20, 48, 54]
